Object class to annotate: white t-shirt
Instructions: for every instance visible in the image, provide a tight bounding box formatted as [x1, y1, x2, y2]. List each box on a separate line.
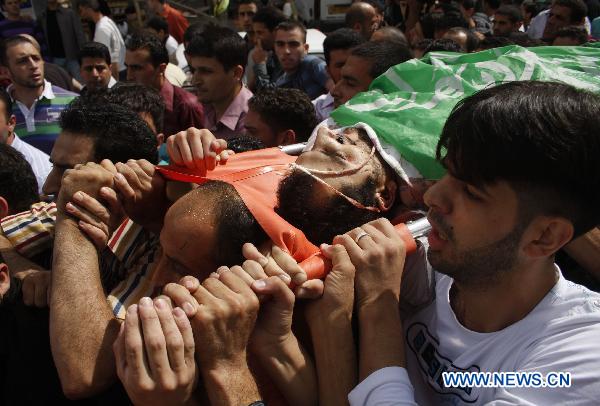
[350, 246, 600, 405]
[94, 16, 126, 72]
[165, 35, 179, 60]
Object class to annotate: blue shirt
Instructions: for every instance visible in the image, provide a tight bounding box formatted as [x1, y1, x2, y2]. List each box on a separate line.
[275, 55, 329, 100]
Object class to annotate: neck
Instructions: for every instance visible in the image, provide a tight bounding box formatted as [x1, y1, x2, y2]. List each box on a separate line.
[92, 12, 103, 23]
[450, 258, 558, 333]
[13, 82, 45, 109]
[155, 74, 165, 91]
[213, 83, 242, 120]
[6, 132, 15, 145]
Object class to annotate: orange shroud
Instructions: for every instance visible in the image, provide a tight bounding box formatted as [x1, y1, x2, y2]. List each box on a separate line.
[156, 147, 417, 280]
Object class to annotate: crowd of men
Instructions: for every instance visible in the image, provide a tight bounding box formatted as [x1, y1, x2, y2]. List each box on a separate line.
[0, 0, 600, 404]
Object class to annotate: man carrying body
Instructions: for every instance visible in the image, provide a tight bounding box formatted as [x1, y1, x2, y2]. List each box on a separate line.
[493, 5, 524, 36]
[125, 32, 203, 137]
[0, 35, 77, 154]
[273, 21, 333, 99]
[78, 0, 126, 79]
[187, 27, 252, 140]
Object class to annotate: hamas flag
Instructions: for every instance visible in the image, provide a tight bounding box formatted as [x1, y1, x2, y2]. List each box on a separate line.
[330, 45, 600, 180]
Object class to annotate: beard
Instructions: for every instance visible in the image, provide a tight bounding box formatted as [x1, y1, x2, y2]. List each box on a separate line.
[427, 211, 526, 289]
[276, 168, 380, 246]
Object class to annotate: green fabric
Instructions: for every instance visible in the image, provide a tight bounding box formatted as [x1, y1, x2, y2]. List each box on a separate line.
[331, 45, 600, 180]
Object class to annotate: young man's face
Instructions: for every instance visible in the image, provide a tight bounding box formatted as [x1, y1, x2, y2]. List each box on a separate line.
[253, 22, 275, 50]
[327, 48, 352, 84]
[125, 48, 163, 89]
[493, 14, 519, 36]
[190, 55, 240, 105]
[5, 42, 44, 89]
[237, 3, 257, 32]
[43, 132, 95, 196]
[423, 173, 524, 286]
[3, 0, 21, 17]
[244, 108, 280, 147]
[544, 4, 576, 39]
[80, 56, 112, 90]
[274, 28, 308, 73]
[331, 55, 373, 107]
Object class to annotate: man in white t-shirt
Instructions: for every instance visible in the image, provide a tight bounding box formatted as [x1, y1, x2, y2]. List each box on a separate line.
[78, 0, 126, 79]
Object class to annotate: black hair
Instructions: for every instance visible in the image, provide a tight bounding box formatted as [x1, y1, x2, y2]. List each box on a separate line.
[0, 35, 35, 66]
[237, 0, 259, 12]
[78, 41, 111, 65]
[186, 26, 247, 71]
[252, 6, 287, 31]
[0, 144, 38, 214]
[521, 0, 539, 17]
[126, 31, 169, 67]
[108, 83, 165, 134]
[554, 25, 589, 43]
[425, 38, 463, 53]
[0, 88, 11, 121]
[554, 0, 588, 23]
[59, 101, 158, 164]
[323, 28, 365, 65]
[438, 81, 600, 237]
[226, 135, 265, 153]
[183, 21, 215, 44]
[435, 11, 469, 31]
[495, 5, 523, 23]
[248, 88, 318, 143]
[508, 32, 545, 46]
[274, 20, 307, 42]
[477, 36, 515, 50]
[146, 16, 170, 36]
[484, 0, 502, 10]
[350, 41, 413, 79]
[78, 0, 101, 12]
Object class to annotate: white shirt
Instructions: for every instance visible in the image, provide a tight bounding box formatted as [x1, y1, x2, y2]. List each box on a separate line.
[312, 92, 334, 122]
[9, 80, 55, 132]
[10, 134, 52, 194]
[165, 35, 179, 59]
[94, 16, 126, 72]
[350, 248, 600, 405]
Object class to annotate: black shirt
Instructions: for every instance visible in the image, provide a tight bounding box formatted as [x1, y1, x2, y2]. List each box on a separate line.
[46, 10, 66, 58]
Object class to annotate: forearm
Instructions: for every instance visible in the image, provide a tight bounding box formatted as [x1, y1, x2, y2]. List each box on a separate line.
[50, 213, 121, 399]
[358, 295, 405, 381]
[309, 313, 357, 406]
[255, 335, 317, 406]
[201, 359, 261, 406]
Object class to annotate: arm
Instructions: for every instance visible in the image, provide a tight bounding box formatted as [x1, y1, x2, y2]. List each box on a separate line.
[49, 164, 122, 399]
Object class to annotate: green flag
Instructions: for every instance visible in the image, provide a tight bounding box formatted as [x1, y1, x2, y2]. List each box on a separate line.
[330, 45, 600, 180]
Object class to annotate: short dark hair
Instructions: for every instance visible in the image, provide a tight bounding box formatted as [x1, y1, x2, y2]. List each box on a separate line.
[521, 0, 539, 17]
[146, 16, 170, 36]
[108, 83, 165, 134]
[445, 27, 479, 52]
[238, 0, 259, 12]
[495, 5, 523, 23]
[252, 6, 287, 31]
[435, 11, 469, 31]
[0, 88, 12, 121]
[350, 41, 413, 79]
[323, 28, 365, 65]
[226, 135, 265, 153]
[438, 81, 600, 237]
[59, 101, 158, 164]
[484, 0, 501, 10]
[274, 21, 307, 42]
[183, 21, 218, 45]
[425, 38, 463, 53]
[186, 26, 247, 71]
[508, 32, 545, 47]
[477, 36, 515, 50]
[248, 88, 317, 143]
[0, 35, 36, 66]
[0, 144, 38, 214]
[78, 0, 101, 12]
[555, 25, 589, 43]
[78, 41, 111, 65]
[126, 31, 169, 67]
[554, 0, 588, 23]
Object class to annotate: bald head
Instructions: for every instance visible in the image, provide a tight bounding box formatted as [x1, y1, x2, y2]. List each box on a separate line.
[346, 2, 380, 39]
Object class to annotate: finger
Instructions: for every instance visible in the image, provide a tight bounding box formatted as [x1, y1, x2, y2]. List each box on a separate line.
[239, 261, 270, 284]
[167, 135, 184, 165]
[138, 297, 170, 377]
[242, 243, 270, 268]
[113, 172, 136, 203]
[172, 307, 195, 371]
[124, 304, 151, 382]
[99, 159, 118, 174]
[71, 191, 111, 224]
[153, 294, 174, 309]
[251, 276, 294, 310]
[177, 131, 196, 169]
[212, 269, 255, 297]
[320, 243, 356, 277]
[66, 202, 108, 236]
[163, 283, 198, 318]
[179, 275, 200, 293]
[294, 279, 325, 299]
[116, 163, 143, 194]
[126, 160, 152, 185]
[360, 223, 389, 245]
[187, 130, 207, 174]
[78, 221, 109, 248]
[154, 298, 186, 372]
[332, 233, 364, 261]
[271, 245, 305, 285]
[99, 186, 124, 216]
[135, 159, 156, 178]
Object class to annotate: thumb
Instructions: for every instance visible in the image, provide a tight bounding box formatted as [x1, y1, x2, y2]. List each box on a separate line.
[320, 243, 356, 283]
[252, 276, 295, 314]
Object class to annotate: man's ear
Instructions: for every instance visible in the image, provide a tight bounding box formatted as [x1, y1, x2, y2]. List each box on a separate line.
[304, 43, 309, 53]
[276, 129, 296, 146]
[8, 114, 16, 133]
[158, 62, 167, 75]
[0, 197, 9, 220]
[0, 263, 9, 297]
[522, 216, 574, 258]
[156, 132, 165, 147]
[232, 65, 244, 81]
[375, 178, 397, 212]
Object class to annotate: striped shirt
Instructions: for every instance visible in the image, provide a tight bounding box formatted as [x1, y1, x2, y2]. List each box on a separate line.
[9, 80, 77, 155]
[0, 205, 161, 319]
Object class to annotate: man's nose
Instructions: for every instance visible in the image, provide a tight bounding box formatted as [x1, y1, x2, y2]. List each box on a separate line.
[423, 175, 452, 215]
